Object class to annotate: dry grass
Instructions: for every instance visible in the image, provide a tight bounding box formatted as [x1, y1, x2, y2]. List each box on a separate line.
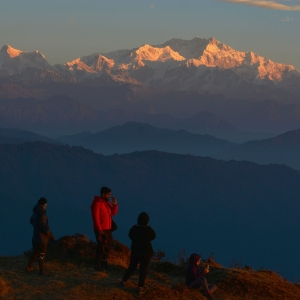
[0, 234, 300, 300]
[0, 273, 10, 297]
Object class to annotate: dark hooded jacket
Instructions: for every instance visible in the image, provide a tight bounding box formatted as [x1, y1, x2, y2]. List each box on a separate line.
[128, 225, 156, 256]
[186, 253, 206, 286]
[30, 204, 51, 244]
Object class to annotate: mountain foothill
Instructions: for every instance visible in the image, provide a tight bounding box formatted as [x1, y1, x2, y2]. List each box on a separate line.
[1, 37, 300, 283]
[1, 142, 300, 282]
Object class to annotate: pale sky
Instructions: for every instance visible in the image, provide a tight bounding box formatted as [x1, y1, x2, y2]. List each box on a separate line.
[0, 0, 300, 70]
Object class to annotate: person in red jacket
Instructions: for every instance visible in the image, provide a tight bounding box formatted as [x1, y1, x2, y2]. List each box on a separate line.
[91, 186, 118, 271]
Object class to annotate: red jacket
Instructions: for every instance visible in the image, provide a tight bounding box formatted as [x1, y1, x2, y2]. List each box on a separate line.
[91, 196, 118, 231]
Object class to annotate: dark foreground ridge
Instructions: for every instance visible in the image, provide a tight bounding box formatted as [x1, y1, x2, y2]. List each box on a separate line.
[1, 234, 300, 300]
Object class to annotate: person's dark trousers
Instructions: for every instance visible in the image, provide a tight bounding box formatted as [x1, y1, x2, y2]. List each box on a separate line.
[190, 277, 217, 294]
[27, 243, 47, 273]
[94, 230, 112, 268]
[122, 254, 152, 287]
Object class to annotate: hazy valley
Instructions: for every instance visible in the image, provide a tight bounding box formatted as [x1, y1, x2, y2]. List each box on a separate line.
[1, 142, 300, 282]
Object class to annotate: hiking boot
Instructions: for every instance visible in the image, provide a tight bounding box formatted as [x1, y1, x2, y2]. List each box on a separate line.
[137, 287, 145, 295]
[94, 265, 104, 272]
[39, 271, 50, 276]
[26, 266, 34, 272]
[101, 260, 110, 270]
[118, 281, 125, 288]
[206, 292, 215, 300]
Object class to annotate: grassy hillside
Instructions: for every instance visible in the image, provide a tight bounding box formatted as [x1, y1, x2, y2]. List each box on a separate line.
[1, 235, 300, 300]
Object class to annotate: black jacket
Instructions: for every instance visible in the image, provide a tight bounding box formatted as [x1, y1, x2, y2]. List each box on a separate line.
[186, 253, 205, 285]
[30, 204, 52, 245]
[128, 224, 156, 256]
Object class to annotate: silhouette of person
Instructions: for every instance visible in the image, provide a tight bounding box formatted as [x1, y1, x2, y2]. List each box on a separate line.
[26, 197, 54, 275]
[119, 212, 156, 294]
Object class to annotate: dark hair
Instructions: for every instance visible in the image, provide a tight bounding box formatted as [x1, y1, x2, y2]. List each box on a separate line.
[100, 186, 111, 195]
[137, 212, 149, 225]
[38, 197, 47, 205]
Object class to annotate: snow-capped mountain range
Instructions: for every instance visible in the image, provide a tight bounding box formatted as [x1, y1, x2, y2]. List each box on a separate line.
[1, 37, 300, 98]
[0, 44, 52, 74]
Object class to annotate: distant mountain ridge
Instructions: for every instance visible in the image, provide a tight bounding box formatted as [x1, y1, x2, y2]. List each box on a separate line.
[0, 95, 278, 141]
[2, 123, 300, 172]
[57, 121, 236, 156]
[0, 127, 57, 144]
[1, 37, 300, 100]
[213, 128, 300, 170]
[1, 142, 300, 281]
[0, 95, 105, 135]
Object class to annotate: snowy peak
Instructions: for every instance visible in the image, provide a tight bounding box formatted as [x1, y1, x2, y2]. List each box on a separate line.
[155, 37, 239, 67]
[1, 44, 23, 58]
[80, 54, 114, 71]
[58, 53, 114, 74]
[156, 37, 296, 76]
[204, 37, 233, 55]
[157, 37, 215, 59]
[174, 37, 297, 81]
[133, 44, 185, 62]
[0, 44, 51, 75]
[0, 37, 300, 98]
[0, 44, 47, 61]
[63, 44, 186, 75]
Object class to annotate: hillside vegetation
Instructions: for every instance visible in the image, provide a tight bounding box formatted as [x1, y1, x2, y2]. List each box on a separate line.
[1, 143, 300, 280]
[1, 234, 300, 300]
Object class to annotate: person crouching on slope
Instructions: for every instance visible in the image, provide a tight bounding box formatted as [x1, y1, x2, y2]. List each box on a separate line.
[91, 186, 118, 271]
[119, 212, 156, 294]
[186, 253, 217, 300]
[26, 197, 55, 275]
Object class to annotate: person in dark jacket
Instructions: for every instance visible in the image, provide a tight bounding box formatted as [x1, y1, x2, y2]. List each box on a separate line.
[186, 253, 217, 300]
[119, 212, 156, 293]
[26, 197, 54, 275]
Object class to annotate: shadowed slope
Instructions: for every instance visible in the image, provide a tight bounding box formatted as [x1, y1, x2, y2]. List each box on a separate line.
[214, 128, 300, 170]
[1, 234, 300, 300]
[1, 142, 300, 280]
[57, 121, 236, 156]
